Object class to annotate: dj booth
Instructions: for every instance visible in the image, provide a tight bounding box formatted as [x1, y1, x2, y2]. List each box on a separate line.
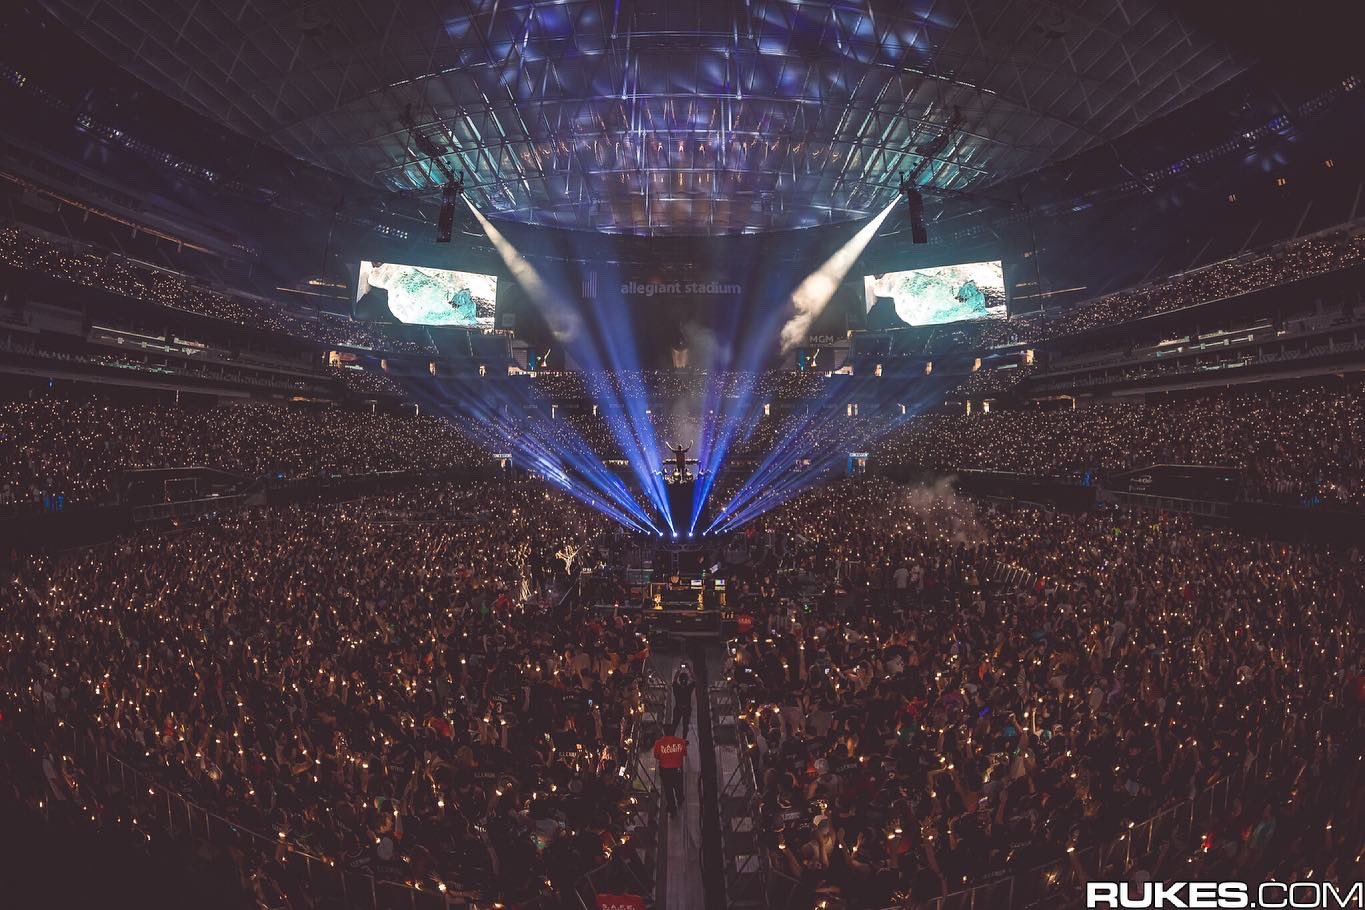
[584, 447, 749, 637]
[588, 534, 743, 638]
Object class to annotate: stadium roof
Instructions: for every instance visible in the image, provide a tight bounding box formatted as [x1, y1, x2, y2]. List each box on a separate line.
[41, 0, 1245, 235]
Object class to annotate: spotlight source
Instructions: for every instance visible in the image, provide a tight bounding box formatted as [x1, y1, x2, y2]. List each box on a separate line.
[436, 172, 463, 244]
[900, 173, 927, 245]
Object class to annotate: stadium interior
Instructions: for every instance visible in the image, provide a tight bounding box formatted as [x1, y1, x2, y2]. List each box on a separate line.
[0, 2, 1361, 909]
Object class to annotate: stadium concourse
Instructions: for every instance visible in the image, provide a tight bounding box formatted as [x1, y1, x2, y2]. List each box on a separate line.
[3, 1, 1365, 909]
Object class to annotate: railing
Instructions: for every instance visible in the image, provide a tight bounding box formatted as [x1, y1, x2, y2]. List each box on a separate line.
[24, 655, 661, 910]
[570, 664, 667, 910]
[67, 735, 465, 910]
[869, 753, 1303, 910]
[980, 558, 1038, 593]
[130, 493, 248, 524]
[714, 686, 770, 909]
[732, 681, 1342, 910]
[1096, 489, 1231, 517]
[861, 717, 1339, 910]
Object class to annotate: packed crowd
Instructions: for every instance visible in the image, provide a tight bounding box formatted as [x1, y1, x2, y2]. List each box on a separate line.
[724, 478, 1362, 908]
[1029, 322, 1365, 397]
[528, 370, 838, 405]
[1010, 226, 1364, 343]
[329, 365, 408, 398]
[0, 224, 275, 329]
[0, 224, 428, 353]
[513, 373, 1365, 511]
[944, 364, 1036, 400]
[0, 399, 490, 509]
[557, 405, 883, 467]
[0, 330, 331, 396]
[6, 371, 1361, 516]
[0, 388, 1359, 908]
[2, 480, 654, 907]
[873, 380, 1365, 508]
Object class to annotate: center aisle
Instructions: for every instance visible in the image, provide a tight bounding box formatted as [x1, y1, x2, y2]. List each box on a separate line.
[653, 650, 706, 910]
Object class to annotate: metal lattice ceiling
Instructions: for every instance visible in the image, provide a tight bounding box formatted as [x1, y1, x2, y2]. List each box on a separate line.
[41, 0, 1244, 235]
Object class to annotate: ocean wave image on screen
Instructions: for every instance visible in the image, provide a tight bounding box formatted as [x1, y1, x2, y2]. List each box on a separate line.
[864, 261, 1006, 325]
[358, 262, 497, 327]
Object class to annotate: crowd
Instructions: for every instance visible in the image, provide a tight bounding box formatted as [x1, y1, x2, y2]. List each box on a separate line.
[5, 371, 1362, 516]
[0, 330, 333, 397]
[329, 365, 408, 398]
[872, 380, 1365, 508]
[0, 399, 490, 510]
[856, 226, 1363, 357]
[2, 480, 654, 907]
[724, 478, 1362, 908]
[0, 381, 1360, 909]
[1029, 322, 1365, 398]
[944, 364, 1036, 400]
[0, 224, 275, 329]
[309, 312, 435, 355]
[556, 404, 884, 467]
[519, 373, 1365, 511]
[6, 215, 1363, 375]
[0, 224, 428, 353]
[1010, 226, 1364, 344]
[528, 370, 836, 405]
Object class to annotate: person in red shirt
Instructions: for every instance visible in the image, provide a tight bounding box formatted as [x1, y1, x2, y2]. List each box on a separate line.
[653, 733, 687, 817]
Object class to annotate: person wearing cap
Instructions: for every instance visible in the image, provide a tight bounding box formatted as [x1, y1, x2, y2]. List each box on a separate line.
[653, 732, 688, 817]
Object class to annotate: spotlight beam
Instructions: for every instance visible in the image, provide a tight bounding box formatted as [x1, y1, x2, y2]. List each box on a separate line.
[687, 278, 792, 533]
[465, 194, 916, 535]
[699, 198, 898, 532]
[466, 199, 679, 530]
[778, 196, 898, 355]
[710, 379, 864, 525]
[469, 197, 678, 531]
[408, 371, 660, 533]
[467, 200, 581, 343]
[710, 374, 946, 532]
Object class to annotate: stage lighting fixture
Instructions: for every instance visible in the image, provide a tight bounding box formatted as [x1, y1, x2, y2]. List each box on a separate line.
[436, 172, 465, 243]
[900, 173, 928, 245]
[436, 189, 456, 243]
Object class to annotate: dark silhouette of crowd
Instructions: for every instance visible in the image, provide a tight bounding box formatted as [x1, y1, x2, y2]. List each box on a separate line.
[724, 478, 1362, 909]
[873, 380, 1365, 508]
[1014, 227, 1362, 342]
[2, 480, 653, 908]
[0, 224, 429, 353]
[0, 405, 1360, 909]
[0, 399, 490, 510]
[0, 209, 1363, 910]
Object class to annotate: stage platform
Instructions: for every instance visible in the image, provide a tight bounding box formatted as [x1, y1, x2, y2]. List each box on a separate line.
[583, 531, 746, 638]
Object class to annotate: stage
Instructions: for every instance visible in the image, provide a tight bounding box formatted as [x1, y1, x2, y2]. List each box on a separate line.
[567, 445, 751, 636]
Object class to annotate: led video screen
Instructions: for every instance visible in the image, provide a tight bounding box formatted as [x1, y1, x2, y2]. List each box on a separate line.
[356, 261, 497, 328]
[863, 260, 1006, 325]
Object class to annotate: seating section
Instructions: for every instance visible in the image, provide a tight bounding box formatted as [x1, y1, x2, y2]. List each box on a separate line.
[724, 479, 1359, 906]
